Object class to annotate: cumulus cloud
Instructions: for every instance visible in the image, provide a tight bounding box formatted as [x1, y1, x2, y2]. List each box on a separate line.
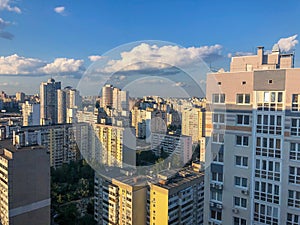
[102, 43, 222, 73]
[277, 34, 298, 52]
[54, 6, 66, 15]
[0, 0, 21, 13]
[0, 54, 85, 77]
[0, 54, 45, 74]
[88, 55, 104, 62]
[41, 58, 85, 75]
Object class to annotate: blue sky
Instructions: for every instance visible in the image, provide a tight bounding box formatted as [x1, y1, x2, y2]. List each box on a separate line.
[0, 0, 300, 95]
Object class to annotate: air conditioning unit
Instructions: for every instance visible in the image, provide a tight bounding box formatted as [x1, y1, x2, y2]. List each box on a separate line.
[210, 183, 216, 188]
[241, 189, 249, 195]
[210, 202, 215, 207]
[232, 208, 239, 214]
[216, 204, 223, 209]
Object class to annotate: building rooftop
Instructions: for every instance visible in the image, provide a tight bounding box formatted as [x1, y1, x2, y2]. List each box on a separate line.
[0, 139, 45, 153]
[154, 168, 204, 190]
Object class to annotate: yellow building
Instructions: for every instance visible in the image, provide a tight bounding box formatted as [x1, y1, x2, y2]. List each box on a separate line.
[149, 169, 205, 225]
[94, 123, 136, 167]
[94, 172, 148, 225]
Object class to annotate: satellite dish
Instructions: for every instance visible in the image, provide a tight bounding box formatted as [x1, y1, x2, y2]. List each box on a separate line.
[272, 44, 280, 53]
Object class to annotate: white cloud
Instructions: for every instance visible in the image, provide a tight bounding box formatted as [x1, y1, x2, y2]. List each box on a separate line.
[102, 43, 222, 73]
[0, 54, 85, 76]
[277, 34, 298, 52]
[54, 6, 66, 15]
[41, 58, 84, 75]
[0, 54, 45, 74]
[0, 0, 21, 13]
[88, 55, 104, 62]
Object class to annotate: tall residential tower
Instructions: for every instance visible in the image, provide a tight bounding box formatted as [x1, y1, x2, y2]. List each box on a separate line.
[204, 45, 298, 224]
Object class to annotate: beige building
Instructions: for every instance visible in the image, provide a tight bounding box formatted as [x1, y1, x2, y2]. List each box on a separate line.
[0, 140, 50, 225]
[181, 107, 205, 144]
[204, 45, 299, 224]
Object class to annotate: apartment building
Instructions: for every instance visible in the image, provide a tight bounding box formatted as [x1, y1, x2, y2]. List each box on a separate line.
[0, 140, 50, 225]
[204, 45, 299, 224]
[93, 123, 136, 167]
[181, 107, 205, 144]
[151, 132, 192, 165]
[15, 123, 81, 168]
[94, 171, 148, 225]
[149, 169, 205, 225]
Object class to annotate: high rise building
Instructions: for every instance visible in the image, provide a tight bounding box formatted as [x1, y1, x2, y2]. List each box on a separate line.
[112, 87, 129, 112]
[0, 140, 50, 225]
[15, 92, 25, 103]
[151, 132, 192, 165]
[181, 107, 205, 144]
[94, 172, 148, 225]
[22, 101, 40, 126]
[101, 84, 113, 108]
[149, 169, 205, 225]
[57, 89, 67, 124]
[40, 78, 61, 125]
[204, 45, 298, 224]
[15, 124, 81, 168]
[93, 123, 136, 167]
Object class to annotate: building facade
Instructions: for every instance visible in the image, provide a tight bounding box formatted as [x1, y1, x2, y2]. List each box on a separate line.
[204, 45, 299, 224]
[40, 78, 61, 125]
[0, 140, 50, 225]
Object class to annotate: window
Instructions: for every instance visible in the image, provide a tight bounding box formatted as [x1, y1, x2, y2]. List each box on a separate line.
[213, 151, 224, 163]
[237, 115, 250, 125]
[211, 209, 222, 221]
[256, 91, 283, 111]
[256, 114, 282, 135]
[213, 113, 225, 124]
[290, 142, 300, 161]
[254, 203, 279, 224]
[235, 156, 248, 167]
[291, 118, 300, 136]
[234, 196, 247, 208]
[254, 181, 279, 204]
[211, 190, 222, 202]
[234, 176, 247, 188]
[212, 133, 224, 144]
[288, 190, 300, 208]
[212, 172, 223, 183]
[234, 217, 247, 225]
[256, 137, 281, 158]
[236, 135, 249, 147]
[289, 166, 300, 185]
[236, 94, 250, 104]
[287, 213, 300, 225]
[212, 93, 225, 104]
[255, 159, 280, 181]
[292, 94, 300, 111]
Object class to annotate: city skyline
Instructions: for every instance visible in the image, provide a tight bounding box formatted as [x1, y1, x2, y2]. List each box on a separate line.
[0, 0, 299, 95]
